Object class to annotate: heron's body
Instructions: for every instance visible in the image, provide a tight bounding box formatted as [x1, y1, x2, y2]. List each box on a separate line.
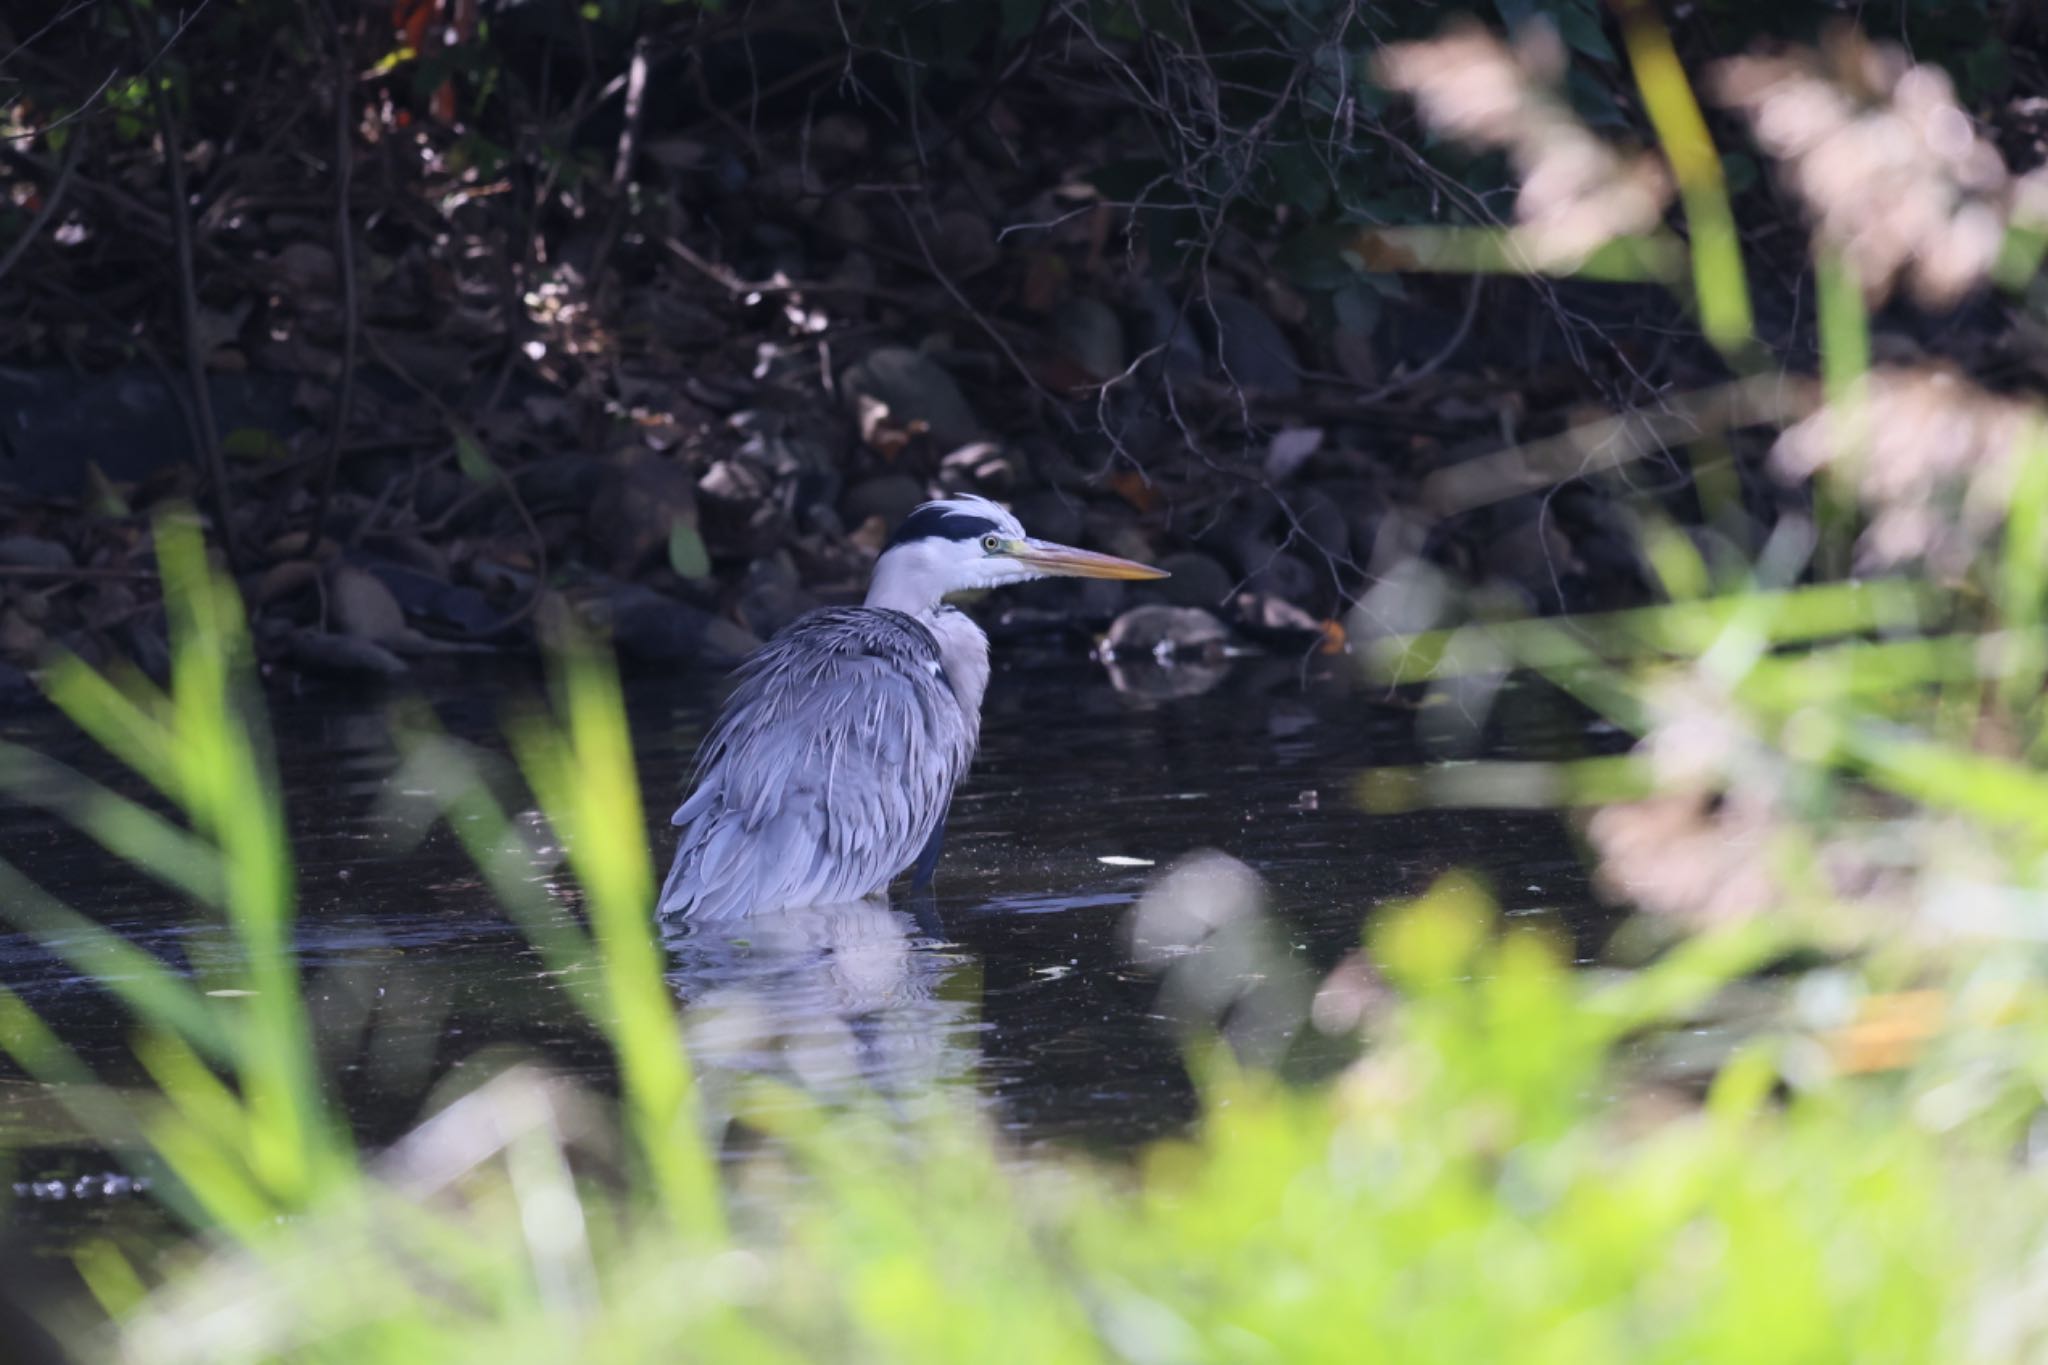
[659, 495, 1164, 921]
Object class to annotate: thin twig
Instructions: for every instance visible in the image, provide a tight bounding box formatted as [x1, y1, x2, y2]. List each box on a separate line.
[0, 125, 84, 290]
[885, 187, 1072, 419]
[358, 327, 551, 638]
[0, 564, 160, 582]
[124, 0, 235, 563]
[5, 0, 215, 144]
[308, 3, 359, 542]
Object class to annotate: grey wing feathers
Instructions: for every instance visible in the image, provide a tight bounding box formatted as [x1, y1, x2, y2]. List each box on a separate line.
[659, 608, 975, 920]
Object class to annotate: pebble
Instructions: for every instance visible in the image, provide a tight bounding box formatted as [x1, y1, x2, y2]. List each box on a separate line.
[1202, 292, 1303, 396]
[0, 535, 74, 571]
[1051, 296, 1127, 381]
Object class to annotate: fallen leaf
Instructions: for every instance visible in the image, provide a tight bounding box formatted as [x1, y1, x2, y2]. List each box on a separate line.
[1107, 470, 1160, 514]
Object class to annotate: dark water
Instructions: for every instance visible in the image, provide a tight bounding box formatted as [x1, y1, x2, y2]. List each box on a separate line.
[0, 646, 1606, 1242]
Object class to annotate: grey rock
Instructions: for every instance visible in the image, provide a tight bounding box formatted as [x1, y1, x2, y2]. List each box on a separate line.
[0, 659, 38, 707]
[1051, 297, 1126, 381]
[1148, 551, 1236, 610]
[1240, 550, 1320, 611]
[1102, 604, 1231, 660]
[330, 565, 409, 644]
[1009, 490, 1084, 547]
[290, 630, 410, 678]
[0, 536, 74, 571]
[1289, 489, 1355, 574]
[930, 209, 998, 276]
[1128, 280, 1204, 379]
[840, 347, 983, 451]
[697, 454, 787, 559]
[272, 241, 338, 289]
[810, 113, 872, 162]
[937, 442, 1016, 497]
[818, 195, 874, 245]
[591, 451, 699, 577]
[610, 588, 759, 667]
[121, 619, 172, 682]
[1100, 654, 1232, 702]
[358, 557, 502, 636]
[1233, 592, 1322, 637]
[738, 555, 818, 639]
[1203, 293, 1303, 396]
[839, 474, 928, 532]
[1263, 427, 1324, 484]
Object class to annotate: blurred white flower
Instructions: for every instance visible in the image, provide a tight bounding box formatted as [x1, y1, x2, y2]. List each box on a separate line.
[1713, 29, 2015, 306]
[1376, 21, 1671, 271]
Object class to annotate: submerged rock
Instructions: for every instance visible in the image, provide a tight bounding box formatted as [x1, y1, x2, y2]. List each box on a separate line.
[1101, 604, 1232, 661]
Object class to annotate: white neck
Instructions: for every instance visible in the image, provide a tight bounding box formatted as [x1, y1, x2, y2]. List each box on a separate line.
[862, 545, 993, 720]
[864, 542, 948, 615]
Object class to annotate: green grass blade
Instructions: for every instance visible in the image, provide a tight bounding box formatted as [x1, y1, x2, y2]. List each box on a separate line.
[0, 742, 224, 907]
[509, 643, 721, 1240]
[1619, 6, 1755, 357]
[0, 860, 230, 1059]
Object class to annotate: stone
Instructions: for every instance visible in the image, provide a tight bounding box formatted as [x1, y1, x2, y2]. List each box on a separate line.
[737, 555, 817, 640]
[609, 588, 759, 667]
[1050, 297, 1126, 381]
[0, 659, 38, 708]
[358, 557, 502, 635]
[1009, 489, 1085, 547]
[0, 536, 74, 571]
[1239, 550, 1320, 612]
[330, 565, 409, 644]
[290, 630, 409, 678]
[1147, 551, 1236, 610]
[1202, 293, 1303, 396]
[1263, 427, 1324, 484]
[1128, 279, 1204, 379]
[1101, 604, 1231, 661]
[839, 474, 928, 534]
[937, 443, 1016, 498]
[272, 241, 338, 289]
[840, 347, 984, 451]
[590, 450, 699, 577]
[1233, 592, 1322, 635]
[810, 112, 871, 162]
[929, 208, 998, 276]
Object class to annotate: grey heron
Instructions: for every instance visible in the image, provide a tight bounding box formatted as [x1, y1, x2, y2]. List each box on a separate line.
[660, 494, 1167, 920]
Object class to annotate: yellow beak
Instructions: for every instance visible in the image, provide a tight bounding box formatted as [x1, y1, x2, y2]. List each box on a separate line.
[1009, 538, 1170, 581]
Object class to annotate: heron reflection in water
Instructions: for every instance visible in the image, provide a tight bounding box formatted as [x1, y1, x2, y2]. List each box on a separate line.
[659, 495, 1167, 920]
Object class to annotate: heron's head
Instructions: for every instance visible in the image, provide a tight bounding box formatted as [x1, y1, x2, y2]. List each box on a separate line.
[865, 494, 1168, 611]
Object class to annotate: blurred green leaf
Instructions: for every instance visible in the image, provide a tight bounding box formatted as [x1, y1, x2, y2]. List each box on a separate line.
[667, 521, 711, 580]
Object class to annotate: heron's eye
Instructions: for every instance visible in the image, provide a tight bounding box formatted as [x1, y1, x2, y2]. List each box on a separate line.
[981, 534, 1002, 553]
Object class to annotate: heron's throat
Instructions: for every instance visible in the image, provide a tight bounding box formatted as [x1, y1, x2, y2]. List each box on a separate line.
[863, 544, 951, 614]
